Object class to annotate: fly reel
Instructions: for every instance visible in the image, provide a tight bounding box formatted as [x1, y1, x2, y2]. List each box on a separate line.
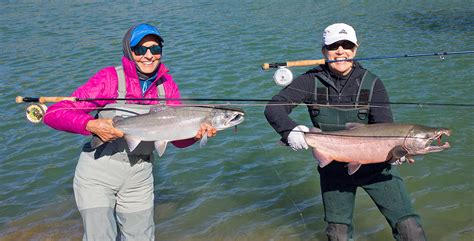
[273, 67, 294, 86]
[25, 104, 47, 123]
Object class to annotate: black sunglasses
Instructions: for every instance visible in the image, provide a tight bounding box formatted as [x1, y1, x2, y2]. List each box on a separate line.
[325, 41, 356, 51]
[132, 45, 162, 55]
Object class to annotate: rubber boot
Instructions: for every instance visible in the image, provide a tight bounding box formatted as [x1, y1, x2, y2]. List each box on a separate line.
[326, 223, 350, 241]
[395, 217, 427, 241]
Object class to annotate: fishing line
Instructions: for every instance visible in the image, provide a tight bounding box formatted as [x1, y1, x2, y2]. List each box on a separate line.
[256, 139, 307, 230]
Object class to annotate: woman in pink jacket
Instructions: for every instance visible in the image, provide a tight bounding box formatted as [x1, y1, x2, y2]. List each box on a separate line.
[44, 23, 215, 241]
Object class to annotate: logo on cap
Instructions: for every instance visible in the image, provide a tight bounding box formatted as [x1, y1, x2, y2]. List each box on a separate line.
[339, 29, 347, 34]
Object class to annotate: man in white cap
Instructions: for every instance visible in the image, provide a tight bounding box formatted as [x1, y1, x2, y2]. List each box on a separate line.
[265, 23, 426, 240]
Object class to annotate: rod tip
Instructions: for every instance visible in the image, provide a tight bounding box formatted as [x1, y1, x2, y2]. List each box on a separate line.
[261, 63, 270, 71]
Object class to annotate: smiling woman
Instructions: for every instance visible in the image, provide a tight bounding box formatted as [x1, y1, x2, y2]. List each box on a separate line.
[321, 23, 359, 76]
[39, 22, 217, 241]
[131, 35, 163, 75]
[264, 22, 428, 240]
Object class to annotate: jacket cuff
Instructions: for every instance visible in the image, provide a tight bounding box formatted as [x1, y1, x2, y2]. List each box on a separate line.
[78, 115, 96, 136]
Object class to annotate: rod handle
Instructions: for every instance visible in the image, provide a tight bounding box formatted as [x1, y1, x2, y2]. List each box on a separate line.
[261, 59, 326, 70]
[16, 96, 77, 103]
[287, 59, 326, 68]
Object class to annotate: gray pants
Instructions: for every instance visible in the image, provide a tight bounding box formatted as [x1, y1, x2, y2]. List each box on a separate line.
[74, 143, 155, 241]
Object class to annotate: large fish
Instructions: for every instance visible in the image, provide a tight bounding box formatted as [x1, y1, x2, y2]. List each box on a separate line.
[92, 105, 245, 156]
[304, 123, 451, 175]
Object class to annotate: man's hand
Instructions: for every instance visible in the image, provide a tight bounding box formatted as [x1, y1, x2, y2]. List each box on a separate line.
[287, 125, 309, 151]
[86, 119, 124, 142]
[195, 123, 217, 140]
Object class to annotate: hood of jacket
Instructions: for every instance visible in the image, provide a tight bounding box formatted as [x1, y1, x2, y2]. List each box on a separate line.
[122, 24, 164, 81]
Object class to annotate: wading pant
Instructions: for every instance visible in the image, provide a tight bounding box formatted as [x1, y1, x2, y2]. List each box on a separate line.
[318, 162, 425, 241]
[73, 143, 155, 241]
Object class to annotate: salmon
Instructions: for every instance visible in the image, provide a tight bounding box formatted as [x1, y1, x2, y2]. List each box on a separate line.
[91, 105, 245, 156]
[304, 123, 451, 175]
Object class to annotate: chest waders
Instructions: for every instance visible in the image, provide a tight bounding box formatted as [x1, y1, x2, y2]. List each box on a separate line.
[73, 66, 165, 240]
[308, 70, 426, 240]
[308, 70, 376, 132]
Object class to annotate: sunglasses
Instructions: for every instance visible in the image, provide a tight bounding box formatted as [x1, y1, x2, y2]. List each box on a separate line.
[132, 45, 162, 55]
[325, 41, 356, 51]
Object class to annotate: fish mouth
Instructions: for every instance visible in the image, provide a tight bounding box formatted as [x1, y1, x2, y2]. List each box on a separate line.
[424, 128, 451, 152]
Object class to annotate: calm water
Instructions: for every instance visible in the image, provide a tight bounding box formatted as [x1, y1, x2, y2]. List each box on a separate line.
[0, 1, 473, 240]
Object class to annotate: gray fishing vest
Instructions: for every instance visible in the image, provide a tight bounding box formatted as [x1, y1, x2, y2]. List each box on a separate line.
[83, 66, 167, 162]
[308, 70, 377, 132]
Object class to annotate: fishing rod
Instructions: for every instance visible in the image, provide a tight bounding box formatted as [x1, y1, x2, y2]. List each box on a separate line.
[15, 96, 271, 104]
[15, 96, 474, 107]
[16, 95, 474, 123]
[261, 50, 474, 86]
[262, 50, 474, 70]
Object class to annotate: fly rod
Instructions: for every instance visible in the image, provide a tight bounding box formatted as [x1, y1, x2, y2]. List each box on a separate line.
[261, 50, 474, 70]
[15, 96, 272, 104]
[15, 95, 474, 123]
[16, 96, 474, 107]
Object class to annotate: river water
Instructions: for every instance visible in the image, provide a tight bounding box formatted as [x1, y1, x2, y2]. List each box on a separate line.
[0, 1, 473, 240]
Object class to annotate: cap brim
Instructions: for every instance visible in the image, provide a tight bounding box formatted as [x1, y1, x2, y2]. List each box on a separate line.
[325, 37, 358, 46]
[131, 33, 164, 47]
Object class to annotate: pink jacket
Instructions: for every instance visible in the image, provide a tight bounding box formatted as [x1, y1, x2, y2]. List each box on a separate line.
[44, 56, 195, 148]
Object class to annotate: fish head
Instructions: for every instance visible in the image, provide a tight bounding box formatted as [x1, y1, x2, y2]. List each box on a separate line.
[209, 107, 245, 130]
[404, 125, 451, 155]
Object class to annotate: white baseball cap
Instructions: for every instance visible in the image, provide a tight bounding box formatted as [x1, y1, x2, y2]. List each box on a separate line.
[322, 23, 358, 46]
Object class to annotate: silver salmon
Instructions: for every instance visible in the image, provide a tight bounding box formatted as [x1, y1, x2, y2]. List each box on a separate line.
[92, 105, 245, 156]
[304, 123, 451, 175]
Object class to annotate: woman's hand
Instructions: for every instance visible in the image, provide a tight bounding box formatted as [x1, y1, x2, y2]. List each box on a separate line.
[195, 123, 217, 140]
[86, 119, 124, 142]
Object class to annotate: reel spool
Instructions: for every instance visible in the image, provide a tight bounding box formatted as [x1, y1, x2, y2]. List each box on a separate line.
[25, 104, 47, 123]
[273, 67, 293, 86]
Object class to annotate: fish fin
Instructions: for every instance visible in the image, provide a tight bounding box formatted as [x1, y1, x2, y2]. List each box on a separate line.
[311, 149, 333, 168]
[387, 146, 409, 162]
[199, 132, 208, 148]
[155, 141, 168, 157]
[345, 122, 365, 130]
[90, 135, 104, 149]
[124, 135, 142, 152]
[347, 162, 362, 175]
